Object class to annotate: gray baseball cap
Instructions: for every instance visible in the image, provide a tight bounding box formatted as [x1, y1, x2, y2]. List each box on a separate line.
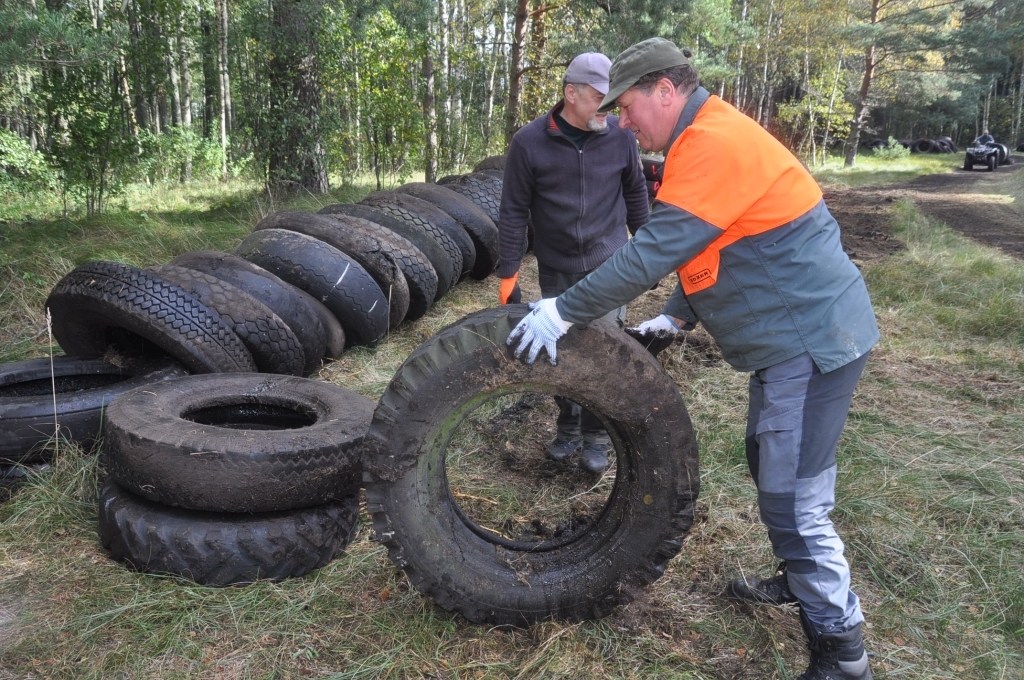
[599, 38, 690, 112]
[563, 52, 612, 95]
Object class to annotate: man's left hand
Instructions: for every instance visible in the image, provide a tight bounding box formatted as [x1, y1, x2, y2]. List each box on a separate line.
[506, 298, 573, 365]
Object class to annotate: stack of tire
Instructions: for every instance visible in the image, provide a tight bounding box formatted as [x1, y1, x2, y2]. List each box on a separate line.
[907, 137, 958, 154]
[98, 373, 373, 585]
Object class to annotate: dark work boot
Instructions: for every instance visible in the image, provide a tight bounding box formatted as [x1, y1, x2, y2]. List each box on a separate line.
[546, 437, 582, 462]
[725, 562, 799, 605]
[578, 443, 610, 474]
[797, 608, 873, 680]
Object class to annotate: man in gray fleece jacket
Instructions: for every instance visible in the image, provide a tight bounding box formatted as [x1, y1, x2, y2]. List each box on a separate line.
[498, 51, 649, 473]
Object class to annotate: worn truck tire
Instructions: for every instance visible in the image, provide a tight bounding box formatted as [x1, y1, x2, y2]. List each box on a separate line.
[47, 261, 255, 374]
[445, 173, 502, 225]
[255, 212, 410, 329]
[148, 265, 306, 376]
[105, 373, 374, 513]
[169, 250, 336, 369]
[319, 203, 452, 303]
[318, 214, 437, 322]
[362, 306, 700, 625]
[395, 183, 499, 280]
[237, 229, 388, 348]
[98, 478, 359, 586]
[0, 356, 186, 464]
[361, 192, 471, 285]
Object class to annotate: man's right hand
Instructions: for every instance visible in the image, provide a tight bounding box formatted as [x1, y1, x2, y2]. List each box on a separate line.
[499, 273, 522, 305]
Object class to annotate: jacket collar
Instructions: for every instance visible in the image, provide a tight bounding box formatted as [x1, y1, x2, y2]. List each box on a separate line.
[546, 99, 611, 137]
[663, 86, 710, 152]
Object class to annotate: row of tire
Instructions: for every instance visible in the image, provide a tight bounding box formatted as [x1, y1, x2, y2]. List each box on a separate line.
[1, 155, 515, 580]
[861, 136, 959, 154]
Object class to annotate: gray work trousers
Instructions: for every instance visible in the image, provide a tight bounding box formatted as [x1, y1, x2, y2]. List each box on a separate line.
[745, 350, 870, 633]
[538, 263, 625, 446]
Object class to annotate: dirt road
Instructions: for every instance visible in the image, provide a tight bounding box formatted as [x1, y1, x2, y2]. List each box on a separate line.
[826, 157, 1024, 262]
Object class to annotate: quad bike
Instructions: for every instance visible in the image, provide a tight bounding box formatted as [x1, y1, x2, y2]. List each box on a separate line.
[964, 143, 998, 172]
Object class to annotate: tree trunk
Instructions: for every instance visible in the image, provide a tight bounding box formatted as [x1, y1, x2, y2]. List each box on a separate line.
[844, 0, 879, 168]
[215, 0, 229, 178]
[201, 11, 216, 138]
[982, 80, 993, 133]
[266, 0, 329, 193]
[177, 12, 192, 128]
[1014, 60, 1023, 144]
[422, 40, 438, 183]
[505, 0, 529, 145]
[821, 46, 845, 166]
[167, 40, 182, 127]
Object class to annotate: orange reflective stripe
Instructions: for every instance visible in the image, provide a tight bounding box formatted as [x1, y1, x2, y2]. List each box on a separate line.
[659, 96, 823, 296]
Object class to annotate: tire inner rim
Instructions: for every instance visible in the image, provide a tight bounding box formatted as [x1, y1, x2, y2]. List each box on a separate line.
[441, 387, 621, 552]
[182, 401, 319, 430]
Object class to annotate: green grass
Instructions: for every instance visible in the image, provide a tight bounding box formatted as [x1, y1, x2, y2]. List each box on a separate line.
[811, 153, 963, 188]
[2, 174, 1024, 678]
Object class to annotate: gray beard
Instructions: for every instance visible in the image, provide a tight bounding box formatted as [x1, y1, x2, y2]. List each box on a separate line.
[587, 117, 608, 132]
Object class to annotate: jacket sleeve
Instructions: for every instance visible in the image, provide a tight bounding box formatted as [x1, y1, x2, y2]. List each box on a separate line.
[497, 137, 533, 278]
[555, 200, 722, 325]
[622, 142, 649, 236]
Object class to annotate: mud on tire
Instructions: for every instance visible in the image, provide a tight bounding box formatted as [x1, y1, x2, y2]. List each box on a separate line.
[105, 373, 374, 513]
[46, 261, 255, 374]
[99, 478, 359, 586]
[362, 306, 700, 626]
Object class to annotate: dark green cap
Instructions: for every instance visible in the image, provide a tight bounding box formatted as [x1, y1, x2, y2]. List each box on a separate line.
[599, 38, 690, 112]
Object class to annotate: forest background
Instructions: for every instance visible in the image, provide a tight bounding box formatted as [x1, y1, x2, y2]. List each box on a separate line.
[2, 0, 1024, 216]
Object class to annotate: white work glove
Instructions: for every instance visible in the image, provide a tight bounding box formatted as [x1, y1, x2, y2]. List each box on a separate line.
[631, 314, 681, 336]
[506, 298, 573, 365]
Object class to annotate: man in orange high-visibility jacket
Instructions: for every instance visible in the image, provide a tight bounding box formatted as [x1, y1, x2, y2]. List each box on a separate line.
[507, 38, 877, 680]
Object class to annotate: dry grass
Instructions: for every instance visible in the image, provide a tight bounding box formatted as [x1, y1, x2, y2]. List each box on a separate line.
[1, 180, 1022, 678]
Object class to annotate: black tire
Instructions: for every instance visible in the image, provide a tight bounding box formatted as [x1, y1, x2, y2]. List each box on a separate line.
[236, 229, 388, 348]
[1017, 143, 1024, 153]
[318, 213, 437, 322]
[445, 173, 502, 225]
[472, 155, 506, 172]
[361, 192, 470, 285]
[475, 168, 505, 180]
[98, 478, 359, 586]
[395, 183, 500, 279]
[995, 143, 1010, 165]
[169, 250, 333, 371]
[988, 154, 997, 171]
[319, 203, 452, 303]
[0, 356, 186, 464]
[255, 212, 411, 329]
[105, 373, 374, 513]
[47, 261, 255, 374]
[964, 155, 973, 171]
[639, 155, 665, 182]
[362, 306, 700, 625]
[148, 265, 306, 376]
[437, 174, 463, 186]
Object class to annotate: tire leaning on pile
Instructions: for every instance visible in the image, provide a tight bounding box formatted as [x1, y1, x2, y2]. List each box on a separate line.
[253, 212, 411, 329]
[316, 212, 438, 322]
[394, 182, 500, 280]
[236, 229, 389, 348]
[46, 261, 256, 374]
[319, 203, 452, 304]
